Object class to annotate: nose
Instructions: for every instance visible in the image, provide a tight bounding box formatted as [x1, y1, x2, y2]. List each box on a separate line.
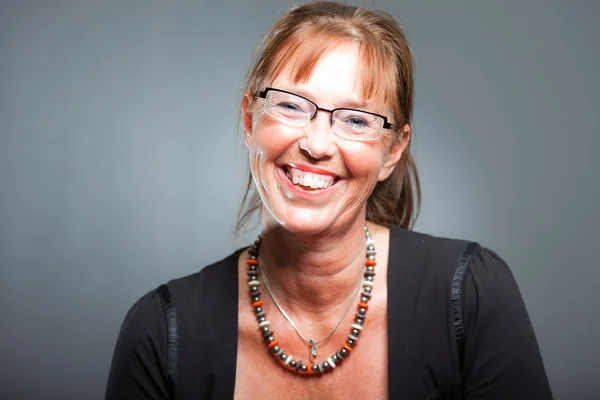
[298, 110, 337, 160]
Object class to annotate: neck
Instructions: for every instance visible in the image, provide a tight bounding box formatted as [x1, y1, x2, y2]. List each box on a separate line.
[258, 215, 369, 317]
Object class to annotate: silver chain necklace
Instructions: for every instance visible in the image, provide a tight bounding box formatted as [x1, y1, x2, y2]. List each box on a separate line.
[259, 254, 366, 362]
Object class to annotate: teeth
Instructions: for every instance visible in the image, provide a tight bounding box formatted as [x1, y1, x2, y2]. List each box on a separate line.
[303, 175, 313, 187]
[283, 166, 337, 189]
[287, 171, 334, 189]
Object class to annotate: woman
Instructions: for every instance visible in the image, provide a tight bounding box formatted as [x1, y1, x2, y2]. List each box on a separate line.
[106, 2, 553, 399]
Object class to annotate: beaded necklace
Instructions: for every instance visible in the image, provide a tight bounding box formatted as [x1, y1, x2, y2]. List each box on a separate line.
[246, 226, 376, 375]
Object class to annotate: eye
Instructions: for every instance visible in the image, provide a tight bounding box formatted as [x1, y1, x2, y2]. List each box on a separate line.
[344, 116, 369, 127]
[276, 102, 304, 113]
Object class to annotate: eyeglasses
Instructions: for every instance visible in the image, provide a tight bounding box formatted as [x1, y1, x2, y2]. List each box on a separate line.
[258, 87, 394, 141]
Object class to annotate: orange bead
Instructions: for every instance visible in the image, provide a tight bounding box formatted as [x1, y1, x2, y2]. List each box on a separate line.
[268, 340, 279, 349]
[365, 260, 377, 267]
[252, 301, 264, 308]
[357, 302, 369, 310]
[307, 366, 313, 375]
[342, 343, 353, 352]
[247, 259, 259, 265]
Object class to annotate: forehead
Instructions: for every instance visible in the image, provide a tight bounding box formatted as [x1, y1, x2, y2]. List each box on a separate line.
[269, 42, 390, 112]
[271, 44, 362, 103]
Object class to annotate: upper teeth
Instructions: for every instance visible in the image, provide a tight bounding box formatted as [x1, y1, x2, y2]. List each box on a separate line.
[286, 168, 335, 189]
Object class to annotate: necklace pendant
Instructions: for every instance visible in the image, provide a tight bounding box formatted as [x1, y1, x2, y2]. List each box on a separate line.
[309, 339, 318, 362]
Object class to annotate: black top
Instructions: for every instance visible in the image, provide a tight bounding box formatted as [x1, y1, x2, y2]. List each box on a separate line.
[105, 227, 553, 399]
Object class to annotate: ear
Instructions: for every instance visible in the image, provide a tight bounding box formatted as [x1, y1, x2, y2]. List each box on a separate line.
[378, 124, 411, 182]
[241, 90, 254, 148]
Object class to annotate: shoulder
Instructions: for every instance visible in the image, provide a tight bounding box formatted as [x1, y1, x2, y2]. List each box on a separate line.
[387, 226, 518, 307]
[388, 226, 509, 275]
[116, 287, 166, 346]
[389, 226, 472, 256]
[118, 248, 244, 339]
[388, 227, 474, 280]
[163, 248, 244, 313]
[388, 227, 526, 338]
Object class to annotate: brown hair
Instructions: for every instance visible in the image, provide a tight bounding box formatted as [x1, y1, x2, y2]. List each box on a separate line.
[236, 1, 421, 233]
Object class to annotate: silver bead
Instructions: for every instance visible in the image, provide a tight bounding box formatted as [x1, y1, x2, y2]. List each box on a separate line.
[361, 297, 368, 302]
[352, 329, 359, 335]
[267, 336, 274, 342]
[366, 276, 373, 281]
[255, 307, 263, 313]
[262, 326, 269, 333]
[272, 345, 280, 353]
[364, 287, 372, 293]
[366, 266, 374, 272]
[348, 339, 355, 346]
[323, 362, 329, 369]
[356, 318, 363, 325]
[259, 317, 266, 322]
[284, 355, 293, 366]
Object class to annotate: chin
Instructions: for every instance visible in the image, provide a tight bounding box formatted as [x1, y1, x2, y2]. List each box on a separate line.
[263, 204, 340, 235]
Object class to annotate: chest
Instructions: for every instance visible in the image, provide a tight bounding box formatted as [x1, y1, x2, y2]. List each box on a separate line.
[234, 320, 389, 400]
[234, 268, 390, 400]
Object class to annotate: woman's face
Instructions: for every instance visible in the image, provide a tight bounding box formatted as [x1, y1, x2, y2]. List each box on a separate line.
[243, 43, 409, 235]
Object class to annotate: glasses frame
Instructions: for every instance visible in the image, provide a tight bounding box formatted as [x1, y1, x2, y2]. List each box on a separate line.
[258, 87, 394, 141]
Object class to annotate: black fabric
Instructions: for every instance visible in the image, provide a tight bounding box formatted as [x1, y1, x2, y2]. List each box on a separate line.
[157, 284, 177, 399]
[105, 227, 554, 399]
[450, 242, 481, 374]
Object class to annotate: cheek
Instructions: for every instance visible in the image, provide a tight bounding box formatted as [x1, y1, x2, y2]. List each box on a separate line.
[338, 141, 386, 178]
[247, 116, 302, 158]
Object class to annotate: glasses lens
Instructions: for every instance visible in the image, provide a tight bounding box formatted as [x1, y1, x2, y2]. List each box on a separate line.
[264, 91, 314, 127]
[332, 109, 383, 140]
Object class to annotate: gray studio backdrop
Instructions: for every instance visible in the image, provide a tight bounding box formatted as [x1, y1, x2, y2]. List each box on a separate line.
[1, 1, 598, 399]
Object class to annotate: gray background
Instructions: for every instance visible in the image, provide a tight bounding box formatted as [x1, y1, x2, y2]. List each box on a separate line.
[1, 0, 598, 399]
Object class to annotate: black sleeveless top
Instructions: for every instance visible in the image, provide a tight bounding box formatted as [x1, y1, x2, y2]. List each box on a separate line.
[105, 227, 553, 399]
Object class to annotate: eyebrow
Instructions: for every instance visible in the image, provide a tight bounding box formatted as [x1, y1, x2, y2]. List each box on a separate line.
[336, 98, 375, 110]
[277, 85, 377, 111]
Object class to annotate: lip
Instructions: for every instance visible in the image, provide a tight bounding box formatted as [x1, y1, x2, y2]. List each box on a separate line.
[282, 162, 343, 178]
[277, 166, 343, 197]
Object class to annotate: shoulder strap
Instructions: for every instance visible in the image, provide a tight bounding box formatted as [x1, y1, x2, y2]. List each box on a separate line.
[450, 242, 480, 373]
[157, 284, 178, 399]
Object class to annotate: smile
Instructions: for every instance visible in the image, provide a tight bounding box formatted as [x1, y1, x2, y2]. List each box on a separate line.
[280, 165, 342, 191]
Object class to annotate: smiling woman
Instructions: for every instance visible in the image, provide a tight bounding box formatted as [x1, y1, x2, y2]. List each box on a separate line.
[242, 41, 409, 236]
[105, 2, 554, 399]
